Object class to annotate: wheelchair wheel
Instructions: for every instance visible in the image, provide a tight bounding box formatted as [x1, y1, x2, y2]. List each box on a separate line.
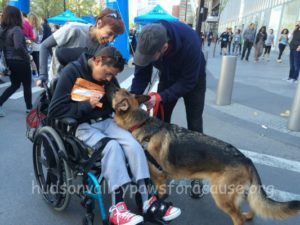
[33, 126, 72, 211]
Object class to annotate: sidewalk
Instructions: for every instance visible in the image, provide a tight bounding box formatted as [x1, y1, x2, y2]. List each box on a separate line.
[203, 43, 300, 138]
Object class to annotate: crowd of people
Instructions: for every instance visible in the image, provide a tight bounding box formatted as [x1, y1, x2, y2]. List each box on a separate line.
[206, 21, 300, 84]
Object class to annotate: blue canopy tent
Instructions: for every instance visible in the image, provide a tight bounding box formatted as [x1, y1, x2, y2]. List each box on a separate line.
[134, 4, 178, 25]
[81, 16, 96, 25]
[48, 10, 87, 25]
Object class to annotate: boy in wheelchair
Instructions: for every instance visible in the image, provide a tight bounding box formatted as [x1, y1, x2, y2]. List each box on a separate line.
[48, 46, 181, 225]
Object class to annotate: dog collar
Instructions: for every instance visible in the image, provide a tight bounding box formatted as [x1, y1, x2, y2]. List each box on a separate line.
[128, 117, 150, 133]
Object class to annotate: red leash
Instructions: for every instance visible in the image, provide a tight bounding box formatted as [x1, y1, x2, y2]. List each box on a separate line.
[148, 92, 164, 121]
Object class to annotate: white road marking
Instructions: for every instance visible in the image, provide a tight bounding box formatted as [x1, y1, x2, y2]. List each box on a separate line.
[0, 82, 11, 89]
[240, 149, 300, 174]
[10, 87, 43, 99]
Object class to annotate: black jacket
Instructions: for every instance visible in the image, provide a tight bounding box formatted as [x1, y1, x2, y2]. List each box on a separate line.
[41, 22, 52, 42]
[0, 26, 29, 62]
[290, 28, 300, 51]
[48, 53, 114, 123]
[131, 20, 206, 104]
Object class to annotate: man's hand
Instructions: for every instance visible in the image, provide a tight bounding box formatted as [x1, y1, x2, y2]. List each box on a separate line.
[89, 94, 102, 108]
[145, 95, 157, 110]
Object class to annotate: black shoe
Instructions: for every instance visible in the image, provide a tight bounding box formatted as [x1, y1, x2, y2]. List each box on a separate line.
[190, 180, 204, 199]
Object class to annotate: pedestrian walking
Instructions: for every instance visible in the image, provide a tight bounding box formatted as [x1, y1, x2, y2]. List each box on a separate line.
[219, 28, 230, 55]
[284, 21, 300, 83]
[241, 23, 256, 61]
[41, 18, 52, 42]
[0, 6, 32, 117]
[232, 29, 242, 55]
[28, 13, 43, 78]
[227, 27, 233, 54]
[254, 26, 267, 62]
[262, 28, 274, 61]
[277, 28, 289, 63]
[207, 30, 213, 47]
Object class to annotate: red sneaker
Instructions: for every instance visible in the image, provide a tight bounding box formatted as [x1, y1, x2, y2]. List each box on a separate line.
[109, 202, 143, 225]
[143, 196, 181, 221]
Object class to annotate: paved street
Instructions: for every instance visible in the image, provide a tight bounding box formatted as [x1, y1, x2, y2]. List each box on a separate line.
[0, 45, 299, 225]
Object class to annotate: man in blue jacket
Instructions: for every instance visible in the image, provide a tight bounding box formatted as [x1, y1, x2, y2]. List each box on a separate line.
[132, 21, 206, 133]
[131, 21, 206, 198]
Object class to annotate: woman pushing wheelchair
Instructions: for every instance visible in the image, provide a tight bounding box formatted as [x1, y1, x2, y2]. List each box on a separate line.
[48, 46, 181, 225]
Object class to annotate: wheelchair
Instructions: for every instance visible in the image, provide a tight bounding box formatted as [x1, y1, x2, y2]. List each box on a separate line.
[26, 79, 171, 225]
[26, 80, 112, 225]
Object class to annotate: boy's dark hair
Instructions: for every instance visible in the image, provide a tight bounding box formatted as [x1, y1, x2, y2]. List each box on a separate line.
[1, 6, 23, 29]
[95, 46, 125, 72]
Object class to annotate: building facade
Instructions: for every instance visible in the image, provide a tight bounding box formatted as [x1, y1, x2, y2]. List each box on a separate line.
[172, 5, 180, 18]
[219, 0, 300, 45]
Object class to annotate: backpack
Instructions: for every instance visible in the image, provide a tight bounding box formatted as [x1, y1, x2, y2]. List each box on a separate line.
[0, 28, 11, 76]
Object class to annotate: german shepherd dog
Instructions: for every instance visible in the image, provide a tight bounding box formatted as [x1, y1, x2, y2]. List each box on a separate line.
[107, 87, 300, 225]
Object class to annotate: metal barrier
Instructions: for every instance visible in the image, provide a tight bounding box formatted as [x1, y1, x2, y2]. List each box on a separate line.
[288, 82, 300, 131]
[215, 55, 237, 105]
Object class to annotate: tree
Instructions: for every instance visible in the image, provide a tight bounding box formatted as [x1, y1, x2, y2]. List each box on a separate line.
[0, 0, 9, 11]
[31, 0, 64, 17]
[67, 0, 101, 17]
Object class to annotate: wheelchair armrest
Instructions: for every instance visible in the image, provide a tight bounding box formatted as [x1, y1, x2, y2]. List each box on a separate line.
[54, 117, 78, 135]
[60, 117, 78, 126]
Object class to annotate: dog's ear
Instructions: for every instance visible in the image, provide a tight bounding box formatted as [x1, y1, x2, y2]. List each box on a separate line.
[135, 95, 151, 104]
[116, 99, 129, 112]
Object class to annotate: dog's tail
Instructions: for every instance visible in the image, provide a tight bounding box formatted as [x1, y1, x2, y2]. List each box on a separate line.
[247, 164, 300, 220]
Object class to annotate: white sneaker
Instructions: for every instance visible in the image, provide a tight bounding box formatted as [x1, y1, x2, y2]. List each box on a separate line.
[277, 59, 282, 63]
[0, 106, 5, 117]
[286, 79, 296, 84]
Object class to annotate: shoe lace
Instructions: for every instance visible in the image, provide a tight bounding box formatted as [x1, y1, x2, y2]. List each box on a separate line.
[111, 207, 134, 224]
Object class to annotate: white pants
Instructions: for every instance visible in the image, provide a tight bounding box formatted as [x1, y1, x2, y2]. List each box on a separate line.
[75, 118, 150, 193]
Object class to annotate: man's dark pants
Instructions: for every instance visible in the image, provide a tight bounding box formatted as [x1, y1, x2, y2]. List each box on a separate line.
[157, 74, 206, 133]
[289, 50, 300, 80]
[241, 40, 254, 60]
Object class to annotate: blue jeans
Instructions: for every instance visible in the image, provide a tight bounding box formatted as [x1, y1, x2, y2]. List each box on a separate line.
[289, 50, 300, 80]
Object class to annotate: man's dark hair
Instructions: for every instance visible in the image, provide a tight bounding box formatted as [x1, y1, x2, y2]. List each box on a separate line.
[95, 46, 125, 72]
[1, 6, 23, 29]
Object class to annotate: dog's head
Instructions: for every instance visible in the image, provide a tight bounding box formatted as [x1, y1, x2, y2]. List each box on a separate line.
[110, 87, 150, 114]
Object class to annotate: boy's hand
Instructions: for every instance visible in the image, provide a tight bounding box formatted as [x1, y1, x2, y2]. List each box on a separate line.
[89, 94, 102, 108]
